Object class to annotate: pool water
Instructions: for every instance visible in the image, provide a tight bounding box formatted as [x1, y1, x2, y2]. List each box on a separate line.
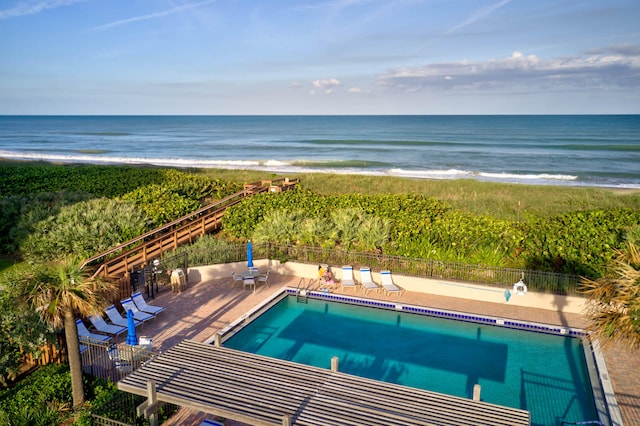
[224, 296, 598, 426]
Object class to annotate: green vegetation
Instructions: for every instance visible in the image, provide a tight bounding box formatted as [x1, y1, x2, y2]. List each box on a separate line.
[582, 228, 640, 349]
[1, 160, 639, 417]
[9, 259, 115, 408]
[195, 168, 640, 219]
[222, 189, 639, 277]
[0, 363, 73, 426]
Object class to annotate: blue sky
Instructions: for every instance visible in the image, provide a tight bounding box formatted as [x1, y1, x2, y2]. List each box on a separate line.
[1, 0, 639, 114]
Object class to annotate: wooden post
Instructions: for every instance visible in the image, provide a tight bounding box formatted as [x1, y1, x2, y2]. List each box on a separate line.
[136, 380, 159, 426]
[282, 414, 291, 426]
[473, 384, 481, 401]
[214, 333, 221, 347]
[331, 356, 339, 372]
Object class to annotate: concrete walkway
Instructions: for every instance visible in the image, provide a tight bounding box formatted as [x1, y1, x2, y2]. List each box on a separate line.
[129, 273, 639, 426]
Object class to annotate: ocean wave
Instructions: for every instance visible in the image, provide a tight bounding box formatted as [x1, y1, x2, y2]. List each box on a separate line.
[0, 151, 263, 168]
[0, 150, 634, 188]
[291, 159, 391, 168]
[304, 139, 447, 147]
[477, 172, 577, 181]
[387, 168, 472, 178]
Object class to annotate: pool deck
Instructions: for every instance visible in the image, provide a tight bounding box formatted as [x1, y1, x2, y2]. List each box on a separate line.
[128, 273, 640, 426]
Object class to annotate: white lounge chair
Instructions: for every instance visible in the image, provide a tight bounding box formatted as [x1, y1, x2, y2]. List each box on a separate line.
[121, 298, 155, 322]
[359, 267, 379, 294]
[76, 319, 111, 343]
[88, 314, 127, 337]
[105, 305, 142, 328]
[380, 270, 403, 298]
[341, 266, 356, 292]
[132, 291, 165, 315]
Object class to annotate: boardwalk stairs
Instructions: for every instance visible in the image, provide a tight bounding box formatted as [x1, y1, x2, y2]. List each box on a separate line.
[82, 178, 297, 283]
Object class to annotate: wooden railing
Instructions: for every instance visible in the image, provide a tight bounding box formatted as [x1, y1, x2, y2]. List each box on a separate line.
[83, 178, 297, 279]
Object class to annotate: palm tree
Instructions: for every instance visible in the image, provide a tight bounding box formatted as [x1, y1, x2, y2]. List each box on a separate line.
[581, 240, 640, 349]
[13, 258, 114, 409]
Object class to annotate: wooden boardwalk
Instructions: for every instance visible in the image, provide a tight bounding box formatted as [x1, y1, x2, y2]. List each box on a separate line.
[83, 178, 297, 280]
[118, 340, 530, 426]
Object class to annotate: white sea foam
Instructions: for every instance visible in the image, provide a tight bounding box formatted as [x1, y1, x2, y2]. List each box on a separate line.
[0, 150, 634, 188]
[478, 172, 578, 181]
[387, 168, 472, 179]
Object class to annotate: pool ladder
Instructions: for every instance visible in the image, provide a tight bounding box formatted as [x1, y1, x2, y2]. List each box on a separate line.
[295, 277, 314, 303]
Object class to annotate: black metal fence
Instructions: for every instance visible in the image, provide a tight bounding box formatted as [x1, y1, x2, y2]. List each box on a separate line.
[167, 242, 582, 296]
[79, 339, 179, 425]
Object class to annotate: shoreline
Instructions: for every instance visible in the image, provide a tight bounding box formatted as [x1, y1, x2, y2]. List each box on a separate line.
[2, 155, 640, 193]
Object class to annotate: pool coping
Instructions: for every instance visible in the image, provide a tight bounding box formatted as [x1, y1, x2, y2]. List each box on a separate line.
[211, 286, 622, 426]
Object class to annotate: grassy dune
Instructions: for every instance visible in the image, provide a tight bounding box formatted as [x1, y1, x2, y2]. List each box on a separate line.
[196, 169, 640, 220]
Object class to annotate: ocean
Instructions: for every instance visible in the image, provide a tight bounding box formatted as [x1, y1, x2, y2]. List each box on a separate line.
[0, 115, 639, 189]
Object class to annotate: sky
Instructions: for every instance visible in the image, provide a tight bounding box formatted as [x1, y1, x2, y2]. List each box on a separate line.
[0, 0, 639, 115]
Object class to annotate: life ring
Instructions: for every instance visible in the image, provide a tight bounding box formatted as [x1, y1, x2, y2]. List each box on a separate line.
[513, 280, 527, 296]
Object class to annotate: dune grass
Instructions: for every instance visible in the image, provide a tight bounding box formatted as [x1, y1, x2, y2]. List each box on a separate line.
[196, 169, 640, 220]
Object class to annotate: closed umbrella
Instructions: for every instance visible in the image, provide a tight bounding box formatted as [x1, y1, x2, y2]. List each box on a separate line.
[247, 240, 253, 268]
[126, 309, 138, 346]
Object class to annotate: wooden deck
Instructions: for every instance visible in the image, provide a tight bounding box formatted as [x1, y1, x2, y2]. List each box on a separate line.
[118, 340, 530, 426]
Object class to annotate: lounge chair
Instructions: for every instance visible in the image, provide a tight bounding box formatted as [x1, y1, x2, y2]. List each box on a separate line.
[132, 291, 165, 315]
[341, 266, 356, 292]
[359, 267, 379, 294]
[105, 305, 143, 328]
[88, 314, 127, 338]
[199, 419, 224, 426]
[121, 298, 155, 323]
[380, 270, 403, 298]
[76, 319, 111, 343]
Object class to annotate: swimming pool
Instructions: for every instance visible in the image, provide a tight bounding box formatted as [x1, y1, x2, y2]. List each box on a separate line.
[222, 293, 604, 426]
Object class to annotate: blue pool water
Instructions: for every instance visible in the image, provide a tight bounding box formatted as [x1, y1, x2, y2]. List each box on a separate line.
[224, 296, 599, 426]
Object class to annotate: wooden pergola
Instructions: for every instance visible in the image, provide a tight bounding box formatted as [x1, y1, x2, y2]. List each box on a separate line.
[118, 340, 530, 426]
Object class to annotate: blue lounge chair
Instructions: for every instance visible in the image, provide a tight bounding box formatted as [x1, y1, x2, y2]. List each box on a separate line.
[89, 314, 127, 337]
[105, 305, 143, 328]
[121, 298, 155, 323]
[76, 319, 111, 343]
[132, 291, 165, 315]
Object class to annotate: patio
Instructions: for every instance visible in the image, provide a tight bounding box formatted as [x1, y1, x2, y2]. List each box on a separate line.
[116, 271, 639, 426]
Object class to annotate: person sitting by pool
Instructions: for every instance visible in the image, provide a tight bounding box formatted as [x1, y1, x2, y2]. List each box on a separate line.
[320, 265, 334, 287]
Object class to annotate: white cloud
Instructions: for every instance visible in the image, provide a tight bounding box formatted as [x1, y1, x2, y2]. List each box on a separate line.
[92, 0, 217, 31]
[348, 86, 370, 94]
[0, 0, 84, 20]
[379, 46, 640, 92]
[289, 81, 303, 88]
[312, 78, 342, 88]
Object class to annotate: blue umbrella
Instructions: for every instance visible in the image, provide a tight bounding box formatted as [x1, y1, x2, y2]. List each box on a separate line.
[247, 240, 253, 268]
[126, 309, 138, 346]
